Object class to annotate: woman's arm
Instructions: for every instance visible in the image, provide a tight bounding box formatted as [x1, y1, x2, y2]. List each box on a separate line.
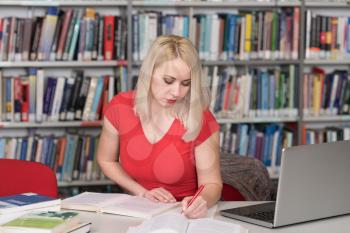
[97, 117, 176, 203]
[182, 131, 223, 218]
[97, 117, 147, 196]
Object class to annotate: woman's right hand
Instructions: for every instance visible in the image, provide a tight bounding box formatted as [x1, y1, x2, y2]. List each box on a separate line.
[142, 188, 176, 203]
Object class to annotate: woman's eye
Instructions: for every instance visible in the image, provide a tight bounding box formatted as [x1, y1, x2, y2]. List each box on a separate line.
[164, 78, 173, 84]
[182, 81, 191, 86]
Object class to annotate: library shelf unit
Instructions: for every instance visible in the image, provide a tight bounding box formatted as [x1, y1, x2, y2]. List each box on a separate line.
[0, 0, 129, 193]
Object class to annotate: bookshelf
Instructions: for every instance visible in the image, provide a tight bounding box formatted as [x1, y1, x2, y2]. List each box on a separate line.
[1, 0, 350, 194]
[0, 0, 129, 194]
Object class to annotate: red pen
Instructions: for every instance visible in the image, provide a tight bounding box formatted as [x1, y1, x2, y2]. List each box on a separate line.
[181, 184, 205, 214]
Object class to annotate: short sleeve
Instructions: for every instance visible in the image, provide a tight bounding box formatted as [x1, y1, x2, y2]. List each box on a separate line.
[103, 94, 121, 130]
[194, 110, 220, 146]
[103, 91, 137, 134]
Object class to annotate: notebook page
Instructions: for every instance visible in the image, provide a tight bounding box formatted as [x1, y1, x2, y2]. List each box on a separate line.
[127, 213, 189, 233]
[101, 196, 179, 218]
[187, 218, 248, 233]
[62, 192, 129, 209]
[167, 204, 218, 219]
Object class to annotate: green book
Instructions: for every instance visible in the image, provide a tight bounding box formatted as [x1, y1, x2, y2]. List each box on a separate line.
[1, 211, 80, 233]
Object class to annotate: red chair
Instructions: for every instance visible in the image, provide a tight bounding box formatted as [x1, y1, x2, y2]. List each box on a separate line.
[0, 159, 58, 198]
[221, 183, 245, 201]
[221, 154, 273, 201]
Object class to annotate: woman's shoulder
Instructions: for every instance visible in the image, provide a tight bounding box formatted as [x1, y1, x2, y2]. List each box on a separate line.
[202, 108, 216, 122]
[109, 91, 135, 107]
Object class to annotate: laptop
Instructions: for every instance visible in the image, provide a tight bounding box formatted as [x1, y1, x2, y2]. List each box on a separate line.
[220, 140, 350, 228]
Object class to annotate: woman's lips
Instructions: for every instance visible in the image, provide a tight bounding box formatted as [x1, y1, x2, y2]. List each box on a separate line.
[167, 99, 176, 104]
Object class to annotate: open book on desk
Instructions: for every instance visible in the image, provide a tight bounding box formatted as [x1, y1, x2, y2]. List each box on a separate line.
[61, 192, 179, 219]
[127, 212, 248, 233]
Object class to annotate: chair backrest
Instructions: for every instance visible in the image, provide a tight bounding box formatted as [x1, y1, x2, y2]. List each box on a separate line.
[0, 159, 58, 198]
[220, 154, 273, 201]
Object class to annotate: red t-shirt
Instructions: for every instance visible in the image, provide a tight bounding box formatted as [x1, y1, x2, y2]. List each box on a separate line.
[104, 91, 220, 200]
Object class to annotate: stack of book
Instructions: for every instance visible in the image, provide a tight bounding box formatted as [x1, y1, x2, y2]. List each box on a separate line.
[0, 193, 60, 224]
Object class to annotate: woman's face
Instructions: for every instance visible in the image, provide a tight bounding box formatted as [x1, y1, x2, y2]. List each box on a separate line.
[150, 58, 191, 108]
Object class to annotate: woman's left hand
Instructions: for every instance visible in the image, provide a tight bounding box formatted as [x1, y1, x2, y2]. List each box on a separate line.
[181, 195, 208, 219]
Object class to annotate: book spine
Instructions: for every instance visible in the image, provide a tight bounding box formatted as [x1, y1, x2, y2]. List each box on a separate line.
[30, 17, 43, 61]
[82, 76, 98, 121]
[20, 77, 29, 122]
[59, 77, 75, 121]
[62, 10, 77, 61]
[38, 7, 58, 61]
[56, 9, 73, 60]
[89, 76, 104, 121]
[66, 71, 83, 121]
[28, 68, 37, 122]
[68, 9, 83, 61]
[74, 76, 91, 120]
[104, 16, 115, 60]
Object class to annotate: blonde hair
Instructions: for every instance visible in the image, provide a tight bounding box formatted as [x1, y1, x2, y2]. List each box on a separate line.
[135, 35, 210, 142]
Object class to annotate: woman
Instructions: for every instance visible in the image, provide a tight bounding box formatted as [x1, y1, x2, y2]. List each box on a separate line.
[97, 35, 222, 219]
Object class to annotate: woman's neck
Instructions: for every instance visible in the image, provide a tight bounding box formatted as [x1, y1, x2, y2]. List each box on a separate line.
[150, 99, 173, 121]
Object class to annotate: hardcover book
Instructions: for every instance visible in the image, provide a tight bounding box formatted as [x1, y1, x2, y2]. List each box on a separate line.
[0, 193, 60, 215]
[61, 192, 178, 219]
[0, 211, 90, 233]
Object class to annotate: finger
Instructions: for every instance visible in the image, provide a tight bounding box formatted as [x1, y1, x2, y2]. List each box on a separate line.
[188, 202, 208, 219]
[181, 196, 192, 212]
[157, 188, 177, 202]
[188, 207, 207, 219]
[183, 197, 207, 216]
[143, 193, 159, 203]
[153, 189, 173, 202]
[149, 190, 170, 203]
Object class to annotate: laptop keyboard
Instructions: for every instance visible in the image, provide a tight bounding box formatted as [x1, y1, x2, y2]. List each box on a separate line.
[244, 210, 275, 222]
[220, 202, 276, 224]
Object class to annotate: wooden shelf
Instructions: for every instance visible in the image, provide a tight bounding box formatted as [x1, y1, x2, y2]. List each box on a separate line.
[132, 0, 276, 7]
[304, 59, 350, 65]
[276, 0, 301, 7]
[0, 60, 127, 68]
[58, 179, 115, 187]
[0, 0, 128, 6]
[305, 1, 350, 8]
[303, 115, 350, 123]
[0, 121, 102, 128]
[217, 116, 299, 124]
[133, 60, 299, 67]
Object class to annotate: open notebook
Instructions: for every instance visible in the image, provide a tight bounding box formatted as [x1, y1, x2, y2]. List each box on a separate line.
[61, 192, 179, 219]
[127, 212, 248, 233]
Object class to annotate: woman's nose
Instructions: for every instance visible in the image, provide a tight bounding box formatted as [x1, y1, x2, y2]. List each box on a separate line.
[171, 83, 181, 97]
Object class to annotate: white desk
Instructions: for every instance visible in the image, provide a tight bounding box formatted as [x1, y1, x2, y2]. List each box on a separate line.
[78, 202, 350, 233]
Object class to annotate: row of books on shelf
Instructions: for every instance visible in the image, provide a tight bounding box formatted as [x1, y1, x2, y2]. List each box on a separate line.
[208, 65, 298, 118]
[0, 67, 128, 123]
[305, 11, 350, 60]
[0, 134, 105, 182]
[132, 12, 190, 61]
[0, 7, 127, 62]
[304, 126, 350, 144]
[219, 123, 294, 168]
[303, 67, 350, 116]
[132, 8, 300, 61]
